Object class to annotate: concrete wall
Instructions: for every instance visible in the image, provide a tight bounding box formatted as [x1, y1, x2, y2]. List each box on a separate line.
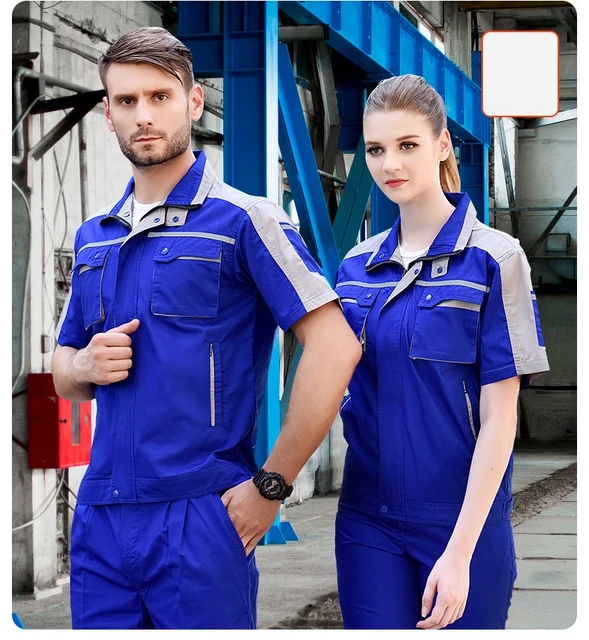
[12, 0, 167, 594]
[516, 118, 577, 284]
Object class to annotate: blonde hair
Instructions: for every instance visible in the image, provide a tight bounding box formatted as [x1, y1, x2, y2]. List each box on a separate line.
[364, 74, 461, 192]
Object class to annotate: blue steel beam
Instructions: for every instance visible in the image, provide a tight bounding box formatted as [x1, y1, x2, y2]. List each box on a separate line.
[179, 1, 296, 546]
[332, 134, 374, 259]
[278, 43, 340, 285]
[279, 1, 491, 145]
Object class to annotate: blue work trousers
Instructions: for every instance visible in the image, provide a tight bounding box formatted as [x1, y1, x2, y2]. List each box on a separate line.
[335, 505, 516, 629]
[70, 493, 258, 629]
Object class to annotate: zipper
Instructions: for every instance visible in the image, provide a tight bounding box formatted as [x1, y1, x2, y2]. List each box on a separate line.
[209, 344, 216, 427]
[463, 380, 477, 441]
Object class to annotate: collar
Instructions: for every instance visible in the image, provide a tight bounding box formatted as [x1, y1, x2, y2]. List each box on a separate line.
[100, 150, 216, 226]
[365, 192, 477, 271]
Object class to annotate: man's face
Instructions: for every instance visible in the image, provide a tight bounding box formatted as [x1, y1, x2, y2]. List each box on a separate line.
[103, 62, 203, 168]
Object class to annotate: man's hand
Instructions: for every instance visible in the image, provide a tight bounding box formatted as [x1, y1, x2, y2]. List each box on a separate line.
[221, 479, 281, 555]
[416, 549, 471, 630]
[72, 319, 140, 386]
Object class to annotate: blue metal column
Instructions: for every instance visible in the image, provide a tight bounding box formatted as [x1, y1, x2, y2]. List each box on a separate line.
[458, 143, 489, 224]
[278, 43, 340, 285]
[370, 184, 400, 235]
[225, 2, 297, 545]
[332, 134, 374, 258]
[179, 1, 295, 545]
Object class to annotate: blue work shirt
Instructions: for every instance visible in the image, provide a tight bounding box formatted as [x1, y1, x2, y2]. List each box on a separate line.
[57, 151, 338, 504]
[336, 193, 549, 526]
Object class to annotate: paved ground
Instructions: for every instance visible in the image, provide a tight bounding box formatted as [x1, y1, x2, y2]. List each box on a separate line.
[12, 441, 577, 630]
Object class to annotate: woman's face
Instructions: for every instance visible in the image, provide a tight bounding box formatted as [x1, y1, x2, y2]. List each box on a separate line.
[363, 109, 451, 205]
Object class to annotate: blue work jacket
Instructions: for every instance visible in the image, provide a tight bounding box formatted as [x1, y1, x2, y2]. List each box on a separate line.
[336, 193, 549, 526]
[57, 151, 338, 504]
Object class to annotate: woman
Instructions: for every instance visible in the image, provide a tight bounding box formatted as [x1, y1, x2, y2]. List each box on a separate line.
[334, 74, 549, 630]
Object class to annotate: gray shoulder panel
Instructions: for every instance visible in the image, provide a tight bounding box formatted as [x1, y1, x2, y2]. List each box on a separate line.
[246, 199, 336, 310]
[207, 177, 267, 213]
[344, 229, 391, 260]
[467, 220, 523, 263]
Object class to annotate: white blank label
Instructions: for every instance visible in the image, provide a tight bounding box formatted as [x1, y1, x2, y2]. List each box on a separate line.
[482, 31, 559, 117]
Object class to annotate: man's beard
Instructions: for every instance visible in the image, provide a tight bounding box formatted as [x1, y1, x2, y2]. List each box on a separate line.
[116, 117, 192, 168]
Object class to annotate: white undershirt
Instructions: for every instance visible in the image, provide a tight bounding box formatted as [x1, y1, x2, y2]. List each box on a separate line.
[132, 197, 163, 228]
[398, 244, 429, 270]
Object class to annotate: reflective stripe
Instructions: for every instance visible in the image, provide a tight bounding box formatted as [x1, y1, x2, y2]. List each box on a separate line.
[437, 300, 481, 312]
[210, 344, 216, 427]
[340, 298, 359, 304]
[77, 237, 127, 254]
[148, 231, 236, 245]
[415, 279, 490, 293]
[337, 280, 399, 289]
[463, 380, 477, 441]
[176, 256, 222, 263]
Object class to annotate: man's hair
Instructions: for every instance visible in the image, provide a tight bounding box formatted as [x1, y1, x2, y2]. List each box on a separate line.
[98, 27, 194, 93]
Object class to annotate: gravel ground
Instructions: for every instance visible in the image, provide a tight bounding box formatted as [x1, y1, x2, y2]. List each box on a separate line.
[271, 462, 577, 630]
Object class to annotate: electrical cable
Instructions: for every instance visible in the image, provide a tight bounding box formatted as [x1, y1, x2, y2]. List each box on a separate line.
[59, 486, 76, 513]
[12, 471, 65, 532]
[12, 435, 29, 451]
[12, 92, 52, 138]
[63, 478, 78, 500]
[53, 126, 73, 293]
[34, 2, 63, 10]
[11, 182, 32, 396]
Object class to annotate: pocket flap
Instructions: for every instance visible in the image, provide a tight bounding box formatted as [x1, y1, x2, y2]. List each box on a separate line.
[417, 285, 486, 309]
[152, 238, 222, 263]
[335, 284, 379, 307]
[73, 245, 110, 271]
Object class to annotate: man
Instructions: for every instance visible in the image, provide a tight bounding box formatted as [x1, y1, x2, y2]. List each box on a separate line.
[51, 27, 361, 630]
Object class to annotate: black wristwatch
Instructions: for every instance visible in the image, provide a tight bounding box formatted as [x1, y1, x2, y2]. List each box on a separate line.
[252, 468, 293, 501]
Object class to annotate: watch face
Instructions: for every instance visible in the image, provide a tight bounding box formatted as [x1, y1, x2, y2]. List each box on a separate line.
[260, 475, 284, 499]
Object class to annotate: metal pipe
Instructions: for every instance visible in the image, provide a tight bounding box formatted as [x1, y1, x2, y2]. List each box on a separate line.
[491, 206, 577, 212]
[529, 186, 578, 257]
[18, 67, 95, 95]
[77, 121, 89, 221]
[12, 68, 27, 165]
[317, 169, 346, 186]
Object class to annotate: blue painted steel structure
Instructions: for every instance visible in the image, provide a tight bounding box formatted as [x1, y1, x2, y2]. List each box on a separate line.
[177, 0, 491, 542]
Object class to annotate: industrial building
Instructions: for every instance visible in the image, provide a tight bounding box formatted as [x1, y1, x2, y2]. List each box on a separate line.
[12, 0, 576, 619]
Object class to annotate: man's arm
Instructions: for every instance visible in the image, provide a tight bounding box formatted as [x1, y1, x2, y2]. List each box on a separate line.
[222, 301, 362, 554]
[51, 319, 140, 401]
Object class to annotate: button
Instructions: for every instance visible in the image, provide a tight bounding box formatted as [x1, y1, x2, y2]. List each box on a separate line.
[425, 294, 432, 301]
[94, 253, 101, 259]
[173, 216, 180, 223]
[380, 505, 388, 514]
[154, 217, 161, 223]
[437, 266, 443, 274]
[413, 268, 419, 275]
[161, 247, 169, 255]
[123, 212, 130, 217]
[366, 293, 372, 299]
[112, 490, 119, 498]
[378, 252, 386, 259]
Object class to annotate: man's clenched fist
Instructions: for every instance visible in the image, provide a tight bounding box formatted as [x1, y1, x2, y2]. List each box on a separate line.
[73, 319, 140, 386]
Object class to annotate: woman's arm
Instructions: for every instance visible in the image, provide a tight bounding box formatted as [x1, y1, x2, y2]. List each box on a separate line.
[417, 375, 520, 629]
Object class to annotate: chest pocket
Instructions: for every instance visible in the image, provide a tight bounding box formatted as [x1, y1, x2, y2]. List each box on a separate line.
[336, 284, 378, 342]
[151, 238, 223, 318]
[409, 285, 486, 364]
[73, 245, 111, 330]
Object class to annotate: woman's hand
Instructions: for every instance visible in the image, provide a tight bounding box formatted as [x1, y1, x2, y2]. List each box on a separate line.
[416, 549, 471, 630]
